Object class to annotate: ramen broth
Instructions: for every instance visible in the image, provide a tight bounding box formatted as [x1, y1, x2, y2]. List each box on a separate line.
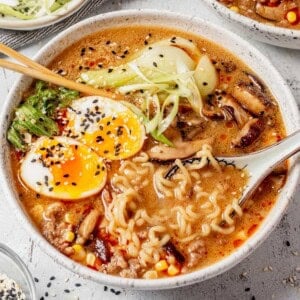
[11, 26, 286, 279]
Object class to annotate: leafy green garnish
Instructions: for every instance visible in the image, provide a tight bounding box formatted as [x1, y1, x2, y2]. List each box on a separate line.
[8, 81, 79, 151]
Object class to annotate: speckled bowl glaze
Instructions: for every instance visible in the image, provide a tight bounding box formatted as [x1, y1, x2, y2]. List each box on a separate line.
[0, 10, 299, 290]
[0, 0, 88, 31]
[203, 0, 300, 49]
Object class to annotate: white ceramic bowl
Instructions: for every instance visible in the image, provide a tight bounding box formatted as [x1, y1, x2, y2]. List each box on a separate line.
[0, 0, 88, 30]
[0, 9, 300, 290]
[203, 0, 300, 49]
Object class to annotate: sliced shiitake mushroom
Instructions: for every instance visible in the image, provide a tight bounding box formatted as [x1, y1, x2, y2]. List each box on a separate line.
[232, 118, 264, 148]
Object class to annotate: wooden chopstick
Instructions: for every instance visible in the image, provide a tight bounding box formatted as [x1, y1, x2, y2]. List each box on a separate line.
[0, 43, 54, 76]
[0, 43, 120, 99]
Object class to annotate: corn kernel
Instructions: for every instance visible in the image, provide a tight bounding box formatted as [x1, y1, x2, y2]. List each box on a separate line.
[64, 231, 75, 242]
[230, 6, 239, 13]
[143, 270, 158, 279]
[64, 212, 77, 225]
[286, 11, 297, 24]
[72, 244, 86, 261]
[167, 264, 180, 276]
[155, 260, 168, 272]
[86, 253, 96, 266]
[72, 244, 83, 252]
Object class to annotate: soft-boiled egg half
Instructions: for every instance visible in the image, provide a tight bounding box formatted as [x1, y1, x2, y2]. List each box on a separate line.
[20, 136, 107, 200]
[64, 96, 145, 160]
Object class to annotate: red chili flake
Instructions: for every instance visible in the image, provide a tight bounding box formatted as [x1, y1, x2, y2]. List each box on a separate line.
[14, 150, 24, 160]
[276, 135, 282, 142]
[56, 108, 68, 134]
[233, 239, 244, 248]
[220, 134, 227, 141]
[226, 121, 235, 128]
[247, 224, 258, 236]
[89, 61, 96, 67]
[267, 1, 281, 7]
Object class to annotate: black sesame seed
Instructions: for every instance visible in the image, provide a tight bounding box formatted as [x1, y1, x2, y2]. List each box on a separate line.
[31, 159, 36, 163]
[115, 291, 121, 295]
[106, 40, 111, 45]
[203, 82, 208, 86]
[144, 40, 148, 45]
[251, 297, 256, 300]
[63, 174, 70, 178]
[124, 50, 129, 55]
[159, 54, 164, 58]
[36, 194, 41, 199]
[108, 68, 113, 73]
[36, 182, 42, 186]
[79, 66, 83, 71]
[286, 241, 291, 247]
[112, 50, 117, 55]
[104, 286, 108, 291]
[64, 289, 70, 293]
[47, 282, 51, 288]
[95, 171, 100, 176]
[89, 46, 95, 51]
[75, 283, 81, 287]
[245, 287, 250, 292]
[153, 62, 158, 68]
[49, 187, 54, 192]
[72, 182, 77, 186]
[93, 99, 99, 103]
[104, 150, 109, 154]
[40, 297, 44, 300]
[45, 291, 49, 297]
[106, 131, 111, 135]
[98, 64, 103, 68]
[34, 277, 39, 283]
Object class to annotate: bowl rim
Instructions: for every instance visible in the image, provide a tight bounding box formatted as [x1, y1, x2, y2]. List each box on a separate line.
[0, 243, 37, 299]
[0, 0, 88, 31]
[203, 0, 300, 38]
[0, 9, 300, 290]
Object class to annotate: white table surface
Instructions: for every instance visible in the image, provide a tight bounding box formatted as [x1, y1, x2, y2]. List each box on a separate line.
[1, 1, 300, 299]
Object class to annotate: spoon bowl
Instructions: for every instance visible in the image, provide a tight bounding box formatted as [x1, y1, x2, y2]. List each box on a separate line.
[218, 129, 300, 207]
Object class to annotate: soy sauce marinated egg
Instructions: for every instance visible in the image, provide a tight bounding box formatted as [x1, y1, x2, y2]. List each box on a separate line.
[64, 96, 145, 160]
[20, 136, 107, 200]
